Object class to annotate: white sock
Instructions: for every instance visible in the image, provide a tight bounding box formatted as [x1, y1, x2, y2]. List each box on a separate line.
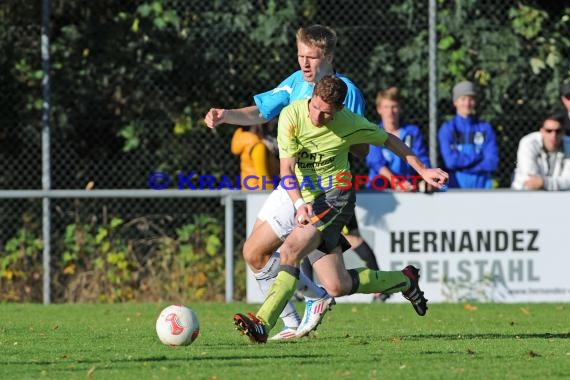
[253, 251, 301, 329]
[297, 270, 327, 299]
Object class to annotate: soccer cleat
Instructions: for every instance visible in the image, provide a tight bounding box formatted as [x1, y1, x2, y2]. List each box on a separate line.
[269, 327, 298, 341]
[401, 265, 428, 316]
[295, 294, 335, 338]
[233, 312, 268, 343]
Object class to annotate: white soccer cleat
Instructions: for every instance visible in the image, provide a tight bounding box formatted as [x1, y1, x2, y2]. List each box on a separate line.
[269, 327, 298, 341]
[295, 294, 335, 338]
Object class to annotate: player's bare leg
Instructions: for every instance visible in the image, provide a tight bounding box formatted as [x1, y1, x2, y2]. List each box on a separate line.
[243, 219, 329, 340]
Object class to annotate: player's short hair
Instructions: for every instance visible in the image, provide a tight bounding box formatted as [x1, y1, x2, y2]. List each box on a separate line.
[313, 75, 347, 109]
[375, 87, 400, 107]
[296, 24, 337, 56]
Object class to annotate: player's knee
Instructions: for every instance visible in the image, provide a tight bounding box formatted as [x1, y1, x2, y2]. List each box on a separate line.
[242, 240, 265, 271]
[320, 280, 346, 297]
[321, 272, 354, 296]
[277, 244, 297, 266]
[279, 240, 301, 265]
[322, 284, 344, 297]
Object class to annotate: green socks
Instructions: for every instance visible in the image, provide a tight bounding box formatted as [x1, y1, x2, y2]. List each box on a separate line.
[256, 266, 410, 332]
[355, 268, 410, 294]
[257, 267, 299, 330]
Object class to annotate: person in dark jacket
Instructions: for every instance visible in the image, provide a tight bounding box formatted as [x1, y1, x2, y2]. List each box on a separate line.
[366, 87, 431, 191]
[438, 81, 499, 188]
[559, 79, 570, 135]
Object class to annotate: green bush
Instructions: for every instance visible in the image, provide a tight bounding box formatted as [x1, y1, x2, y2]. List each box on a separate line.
[1, 212, 245, 303]
[0, 213, 43, 302]
[139, 214, 245, 302]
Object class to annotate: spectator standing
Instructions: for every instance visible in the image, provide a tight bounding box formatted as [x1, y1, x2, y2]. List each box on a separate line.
[559, 79, 570, 135]
[437, 80, 499, 188]
[366, 87, 431, 191]
[511, 112, 570, 190]
[231, 125, 276, 190]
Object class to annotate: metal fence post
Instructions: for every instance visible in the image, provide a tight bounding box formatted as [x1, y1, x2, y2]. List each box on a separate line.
[223, 194, 234, 302]
[41, 0, 52, 305]
[428, 0, 438, 168]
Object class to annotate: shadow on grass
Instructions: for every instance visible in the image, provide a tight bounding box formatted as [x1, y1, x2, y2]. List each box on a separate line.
[403, 332, 569, 340]
[0, 353, 327, 367]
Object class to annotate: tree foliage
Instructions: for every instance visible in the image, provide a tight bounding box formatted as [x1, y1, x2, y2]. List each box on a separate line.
[363, 0, 570, 185]
[1, 1, 570, 302]
[2, 0, 569, 189]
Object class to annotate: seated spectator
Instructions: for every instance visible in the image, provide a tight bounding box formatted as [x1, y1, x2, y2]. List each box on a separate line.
[438, 80, 499, 188]
[511, 112, 570, 191]
[231, 125, 277, 190]
[559, 79, 570, 135]
[365, 87, 430, 191]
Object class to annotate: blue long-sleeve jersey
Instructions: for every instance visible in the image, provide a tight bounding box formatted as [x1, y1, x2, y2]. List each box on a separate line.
[253, 70, 365, 118]
[437, 114, 499, 188]
[365, 123, 430, 188]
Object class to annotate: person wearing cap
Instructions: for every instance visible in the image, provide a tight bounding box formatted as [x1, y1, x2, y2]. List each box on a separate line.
[559, 79, 570, 135]
[511, 111, 570, 190]
[437, 80, 499, 188]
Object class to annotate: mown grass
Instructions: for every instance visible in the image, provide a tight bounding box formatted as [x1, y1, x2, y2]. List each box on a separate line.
[1, 302, 568, 379]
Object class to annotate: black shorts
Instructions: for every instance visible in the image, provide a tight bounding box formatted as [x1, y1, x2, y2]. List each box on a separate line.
[309, 187, 355, 255]
[307, 233, 352, 265]
[345, 213, 360, 236]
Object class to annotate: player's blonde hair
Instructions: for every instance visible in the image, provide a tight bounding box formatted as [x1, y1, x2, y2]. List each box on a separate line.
[296, 25, 337, 56]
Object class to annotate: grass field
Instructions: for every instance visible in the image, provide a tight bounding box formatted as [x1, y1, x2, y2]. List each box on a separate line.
[1, 302, 569, 379]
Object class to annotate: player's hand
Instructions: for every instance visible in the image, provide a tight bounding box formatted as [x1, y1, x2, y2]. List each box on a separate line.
[418, 168, 449, 190]
[295, 203, 313, 226]
[204, 108, 225, 129]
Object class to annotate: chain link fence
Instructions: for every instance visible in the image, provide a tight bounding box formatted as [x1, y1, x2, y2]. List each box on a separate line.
[1, 0, 569, 302]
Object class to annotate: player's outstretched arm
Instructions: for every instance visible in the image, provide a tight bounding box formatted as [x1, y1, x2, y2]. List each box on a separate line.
[383, 134, 448, 189]
[204, 105, 268, 129]
[349, 143, 369, 159]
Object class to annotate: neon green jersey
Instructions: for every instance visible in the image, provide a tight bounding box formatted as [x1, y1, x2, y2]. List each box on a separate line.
[278, 99, 389, 201]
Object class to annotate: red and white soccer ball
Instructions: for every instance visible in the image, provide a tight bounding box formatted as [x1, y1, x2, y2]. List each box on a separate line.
[155, 304, 200, 346]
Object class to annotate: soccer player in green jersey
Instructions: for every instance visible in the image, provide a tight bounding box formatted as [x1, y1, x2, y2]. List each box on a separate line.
[234, 75, 449, 343]
[207, 25, 379, 340]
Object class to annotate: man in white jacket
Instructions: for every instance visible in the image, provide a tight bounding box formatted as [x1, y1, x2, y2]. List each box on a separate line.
[512, 112, 570, 190]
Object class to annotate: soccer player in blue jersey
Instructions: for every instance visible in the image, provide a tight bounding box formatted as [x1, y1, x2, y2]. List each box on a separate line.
[205, 25, 379, 339]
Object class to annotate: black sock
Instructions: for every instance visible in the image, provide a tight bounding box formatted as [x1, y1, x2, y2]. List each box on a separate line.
[354, 242, 379, 270]
[348, 269, 360, 295]
[279, 265, 300, 279]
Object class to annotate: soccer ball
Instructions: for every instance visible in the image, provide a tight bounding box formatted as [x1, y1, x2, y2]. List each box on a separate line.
[155, 304, 200, 346]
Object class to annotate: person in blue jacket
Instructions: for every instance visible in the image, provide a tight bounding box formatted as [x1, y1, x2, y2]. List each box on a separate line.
[366, 87, 431, 191]
[437, 81, 499, 188]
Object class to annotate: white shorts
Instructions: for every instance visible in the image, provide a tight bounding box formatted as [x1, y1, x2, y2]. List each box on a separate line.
[256, 186, 295, 241]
